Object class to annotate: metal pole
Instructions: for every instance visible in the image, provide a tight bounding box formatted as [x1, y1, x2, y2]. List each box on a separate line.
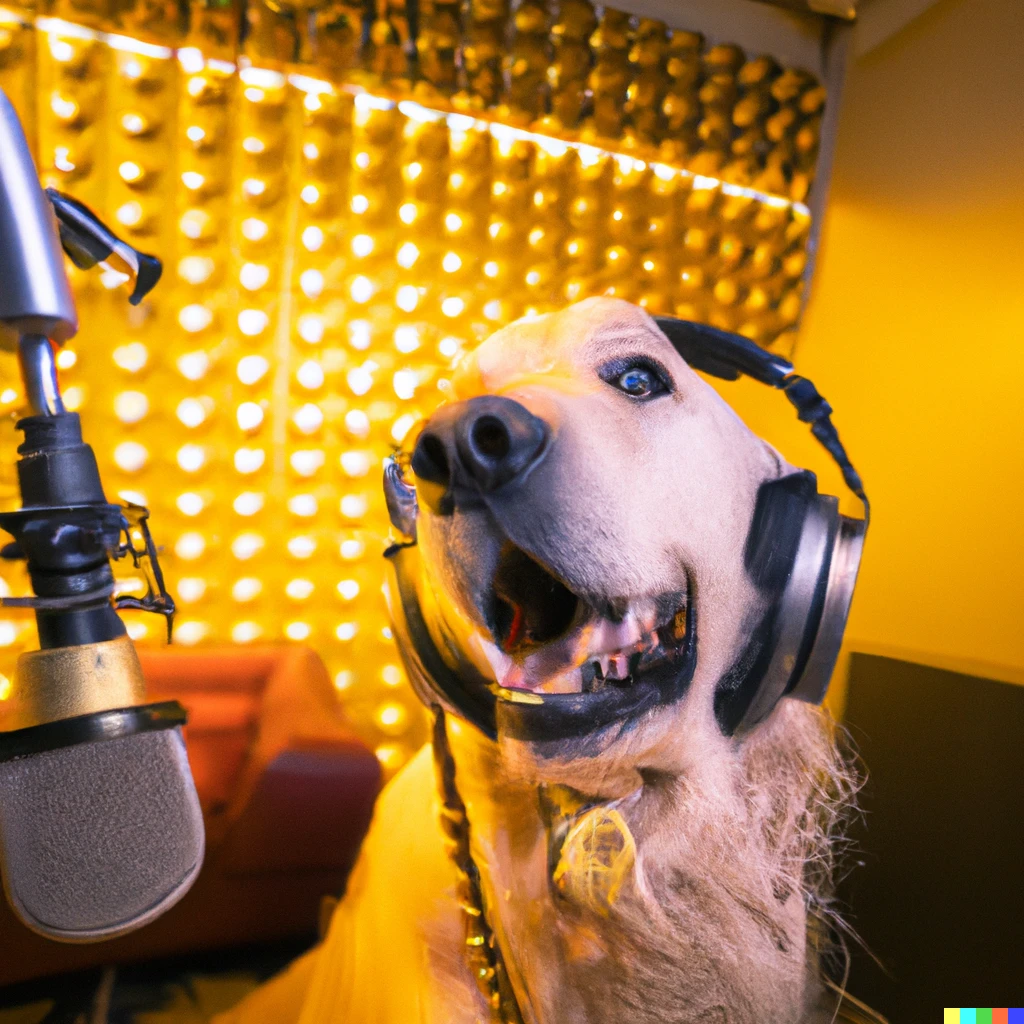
[18, 333, 65, 417]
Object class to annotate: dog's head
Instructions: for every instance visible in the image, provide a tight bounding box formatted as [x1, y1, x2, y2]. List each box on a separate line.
[391, 296, 795, 759]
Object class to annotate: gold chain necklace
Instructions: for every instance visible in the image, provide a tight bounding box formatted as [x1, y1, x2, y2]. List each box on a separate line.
[431, 708, 525, 1024]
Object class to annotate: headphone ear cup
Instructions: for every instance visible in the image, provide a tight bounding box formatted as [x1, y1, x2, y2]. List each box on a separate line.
[743, 471, 819, 595]
[785, 513, 866, 707]
[715, 473, 842, 733]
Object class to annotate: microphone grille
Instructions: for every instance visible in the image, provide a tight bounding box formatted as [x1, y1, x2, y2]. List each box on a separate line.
[0, 727, 204, 942]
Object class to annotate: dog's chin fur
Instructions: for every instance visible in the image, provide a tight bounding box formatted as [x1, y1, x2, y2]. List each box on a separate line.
[438, 699, 858, 1024]
[559, 702, 856, 1024]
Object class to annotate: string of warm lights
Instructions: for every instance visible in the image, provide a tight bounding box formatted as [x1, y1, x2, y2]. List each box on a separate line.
[0, 2, 817, 773]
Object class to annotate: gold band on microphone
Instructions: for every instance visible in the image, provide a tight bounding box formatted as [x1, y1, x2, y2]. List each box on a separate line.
[3, 635, 146, 731]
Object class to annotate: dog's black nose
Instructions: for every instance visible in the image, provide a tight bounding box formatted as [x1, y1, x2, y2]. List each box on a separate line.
[411, 396, 549, 504]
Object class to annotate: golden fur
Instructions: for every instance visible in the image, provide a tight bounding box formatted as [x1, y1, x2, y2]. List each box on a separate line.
[217, 299, 862, 1024]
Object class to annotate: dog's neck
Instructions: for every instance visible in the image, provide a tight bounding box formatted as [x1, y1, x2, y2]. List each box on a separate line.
[436, 700, 852, 1024]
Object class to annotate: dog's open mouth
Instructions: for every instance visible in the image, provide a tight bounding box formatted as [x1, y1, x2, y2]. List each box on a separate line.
[478, 543, 692, 700]
[383, 536, 697, 744]
[491, 545, 580, 653]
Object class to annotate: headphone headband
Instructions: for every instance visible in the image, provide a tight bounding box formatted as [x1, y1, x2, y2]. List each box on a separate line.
[653, 317, 869, 521]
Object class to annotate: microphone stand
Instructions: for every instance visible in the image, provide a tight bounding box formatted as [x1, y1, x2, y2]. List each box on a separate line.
[0, 83, 174, 737]
[0, 87, 204, 943]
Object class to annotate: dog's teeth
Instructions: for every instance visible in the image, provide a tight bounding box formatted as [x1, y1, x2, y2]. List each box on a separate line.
[608, 653, 629, 679]
[503, 664, 527, 689]
[673, 608, 688, 639]
[479, 639, 518, 687]
[589, 615, 643, 657]
[537, 667, 584, 694]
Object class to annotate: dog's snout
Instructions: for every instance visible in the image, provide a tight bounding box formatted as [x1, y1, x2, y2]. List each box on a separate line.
[409, 432, 450, 487]
[468, 415, 511, 462]
[411, 396, 549, 508]
[457, 400, 549, 491]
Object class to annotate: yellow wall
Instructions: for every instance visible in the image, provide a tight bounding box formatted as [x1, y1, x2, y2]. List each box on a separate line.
[726, 0, 1024, 689]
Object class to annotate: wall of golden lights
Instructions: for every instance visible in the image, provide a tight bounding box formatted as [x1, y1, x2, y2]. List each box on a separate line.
[0, 0, 824, 772]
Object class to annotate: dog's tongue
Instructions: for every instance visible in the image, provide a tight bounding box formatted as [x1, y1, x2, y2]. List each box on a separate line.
[492, 545, 579, 653]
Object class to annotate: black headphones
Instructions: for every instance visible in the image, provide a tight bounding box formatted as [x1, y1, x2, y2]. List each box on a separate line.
[383, 316, 868, 742]
[652, 317, 868, 735]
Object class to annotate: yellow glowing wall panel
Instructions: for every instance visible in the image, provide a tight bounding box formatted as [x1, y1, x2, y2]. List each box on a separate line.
[722, 0, 1024, 700]
[0, 2, 820, 769]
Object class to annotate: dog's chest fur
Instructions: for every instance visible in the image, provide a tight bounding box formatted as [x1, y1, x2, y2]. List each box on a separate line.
[224, 698, 862, 1024]
[433, 712, 830, 1024]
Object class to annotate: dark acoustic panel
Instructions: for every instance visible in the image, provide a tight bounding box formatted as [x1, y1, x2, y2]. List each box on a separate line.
[839, 654, 1024, 1022]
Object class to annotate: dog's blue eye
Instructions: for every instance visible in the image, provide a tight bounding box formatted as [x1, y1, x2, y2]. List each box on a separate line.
[610, 364, 668, 399]
[618, 369, 653, 395]
[600, 358, 671, 399]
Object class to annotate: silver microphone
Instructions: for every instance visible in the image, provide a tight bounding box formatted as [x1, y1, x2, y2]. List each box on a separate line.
[0, 86, 204, 943]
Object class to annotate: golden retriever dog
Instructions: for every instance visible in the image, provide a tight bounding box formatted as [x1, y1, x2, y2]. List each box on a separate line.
[219, 298, 877, 1024]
